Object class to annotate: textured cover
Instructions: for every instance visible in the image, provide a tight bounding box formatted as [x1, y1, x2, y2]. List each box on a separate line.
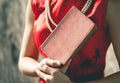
[40, 6, 97, 65]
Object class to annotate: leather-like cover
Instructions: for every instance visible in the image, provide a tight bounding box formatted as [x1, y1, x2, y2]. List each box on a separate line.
[40, 6, 97, 65]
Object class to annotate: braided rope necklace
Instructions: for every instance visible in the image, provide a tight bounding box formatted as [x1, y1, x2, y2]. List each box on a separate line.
[45, 0, 93, 32]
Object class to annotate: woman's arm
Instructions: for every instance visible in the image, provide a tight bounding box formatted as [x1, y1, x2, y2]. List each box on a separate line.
[18, 0, 62, 79]
[18, 0, 39, 77]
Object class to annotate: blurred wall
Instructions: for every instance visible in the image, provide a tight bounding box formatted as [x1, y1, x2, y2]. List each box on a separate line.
[0, 0, 36, 83]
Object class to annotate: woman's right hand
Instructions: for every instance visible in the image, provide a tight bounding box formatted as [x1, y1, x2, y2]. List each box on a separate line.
[34, 58, 72, 83]
[35, 58, 61, 79]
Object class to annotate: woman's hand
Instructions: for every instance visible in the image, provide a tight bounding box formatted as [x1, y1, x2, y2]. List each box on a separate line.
[35, 58, 72, 83]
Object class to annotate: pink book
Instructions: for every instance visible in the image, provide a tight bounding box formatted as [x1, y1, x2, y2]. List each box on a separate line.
[40, 6, 97, 65]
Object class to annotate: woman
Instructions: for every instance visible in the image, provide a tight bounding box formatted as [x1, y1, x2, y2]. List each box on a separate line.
[18, 0, 120, 83]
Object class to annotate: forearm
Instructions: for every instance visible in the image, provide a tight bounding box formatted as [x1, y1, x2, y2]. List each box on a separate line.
[18, 57, 39, 77]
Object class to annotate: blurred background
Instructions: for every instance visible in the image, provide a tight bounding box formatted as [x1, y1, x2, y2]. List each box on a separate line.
[0, 0, 119, 83]
[0, 0, 37, 83]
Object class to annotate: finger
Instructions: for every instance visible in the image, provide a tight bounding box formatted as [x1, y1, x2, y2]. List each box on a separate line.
[36, 69, 53, 82]
[61, 59, 72, 73]
[38, 62, 60, 75]
[41, 58, 61, 67]
[45, 58, 62, 67]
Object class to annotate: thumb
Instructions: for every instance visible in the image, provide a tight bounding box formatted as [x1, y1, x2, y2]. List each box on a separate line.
[61, 59, 72, 73]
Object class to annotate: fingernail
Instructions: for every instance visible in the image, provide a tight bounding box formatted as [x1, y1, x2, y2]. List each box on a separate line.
[56, 61, 61, 65]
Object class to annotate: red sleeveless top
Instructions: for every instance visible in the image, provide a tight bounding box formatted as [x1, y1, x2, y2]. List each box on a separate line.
[31, 0, 110, 82]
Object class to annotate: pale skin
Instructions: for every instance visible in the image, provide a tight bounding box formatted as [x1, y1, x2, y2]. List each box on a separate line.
[18, 0, 120, 83]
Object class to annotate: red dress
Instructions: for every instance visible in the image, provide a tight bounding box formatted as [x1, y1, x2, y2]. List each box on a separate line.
[31, 0, 110, 83]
